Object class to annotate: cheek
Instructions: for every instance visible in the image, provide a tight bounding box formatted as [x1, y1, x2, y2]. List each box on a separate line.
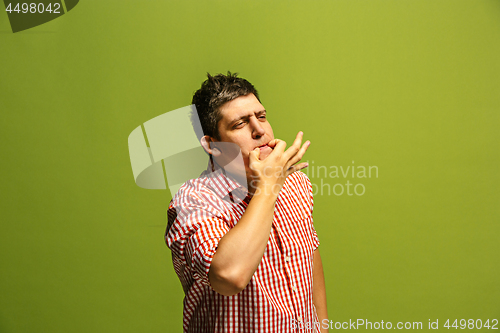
[266, 124, 274, 138]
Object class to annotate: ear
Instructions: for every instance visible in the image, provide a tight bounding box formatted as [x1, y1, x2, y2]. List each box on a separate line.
[200, 135, 221, 156]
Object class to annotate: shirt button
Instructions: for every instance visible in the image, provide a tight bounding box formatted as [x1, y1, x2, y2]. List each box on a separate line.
[285, 256, 291, 262]
[292, 285, 298, 292]
[297, 315, 302, 322]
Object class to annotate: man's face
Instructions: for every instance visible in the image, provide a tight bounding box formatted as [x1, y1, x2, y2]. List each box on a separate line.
[212, 93, 274, 177]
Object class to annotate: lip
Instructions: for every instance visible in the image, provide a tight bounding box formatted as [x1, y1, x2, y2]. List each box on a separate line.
[257, 143, 271, 151]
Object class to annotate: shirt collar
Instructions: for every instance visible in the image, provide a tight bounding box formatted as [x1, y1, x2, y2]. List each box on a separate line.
[203, 158, 249, 203]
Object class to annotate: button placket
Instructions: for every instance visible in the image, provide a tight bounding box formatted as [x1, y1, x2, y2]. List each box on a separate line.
[277, 223, 303, 327]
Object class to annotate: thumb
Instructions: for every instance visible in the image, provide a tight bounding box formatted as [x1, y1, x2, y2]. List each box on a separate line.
[249, 147, 261, 161]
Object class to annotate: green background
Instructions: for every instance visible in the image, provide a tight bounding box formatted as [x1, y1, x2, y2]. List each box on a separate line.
[1, 0, 499, 332]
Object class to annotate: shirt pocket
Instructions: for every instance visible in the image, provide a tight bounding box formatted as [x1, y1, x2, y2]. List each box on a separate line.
[279, 216, 316, 267]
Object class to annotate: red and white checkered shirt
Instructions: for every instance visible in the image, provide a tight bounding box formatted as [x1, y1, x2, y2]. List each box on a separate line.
[165, 165, 320, 332]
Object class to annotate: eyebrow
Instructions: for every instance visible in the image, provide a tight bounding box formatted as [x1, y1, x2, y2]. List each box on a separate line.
[228, 110, 267, 127]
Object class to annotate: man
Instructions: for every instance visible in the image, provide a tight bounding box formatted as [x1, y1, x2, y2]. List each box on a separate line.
[165, 72, 328, 332]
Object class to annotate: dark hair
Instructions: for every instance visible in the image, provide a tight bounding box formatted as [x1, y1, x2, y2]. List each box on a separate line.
[191, 72, 260, 140]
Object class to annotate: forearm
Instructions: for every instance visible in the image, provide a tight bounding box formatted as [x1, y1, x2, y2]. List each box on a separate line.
[209, 190, 277, 295]
[313, 250, 329, 332]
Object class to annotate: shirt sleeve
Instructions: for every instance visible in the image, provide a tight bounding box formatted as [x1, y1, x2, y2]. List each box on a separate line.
[166, 192, 230, 287]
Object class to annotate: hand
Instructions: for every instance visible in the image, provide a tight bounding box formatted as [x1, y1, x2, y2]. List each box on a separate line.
[248, 131, 310, 196]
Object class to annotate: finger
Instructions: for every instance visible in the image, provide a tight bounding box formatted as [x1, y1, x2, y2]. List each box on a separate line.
[271, 139, 287, 154]
[249, 147, 261, 161]
[283, 131, 304, 161]
[285, 140, 310, 170]
[267, 139, 279, 148]
[286, 162, 309, 176]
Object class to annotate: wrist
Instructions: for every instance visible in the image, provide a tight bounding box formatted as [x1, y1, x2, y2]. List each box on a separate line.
[253, 181, 282, 200]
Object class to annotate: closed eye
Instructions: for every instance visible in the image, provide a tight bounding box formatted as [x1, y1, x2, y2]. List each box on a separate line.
[257, 110, 267, 120]
[233, 121, 246, 129]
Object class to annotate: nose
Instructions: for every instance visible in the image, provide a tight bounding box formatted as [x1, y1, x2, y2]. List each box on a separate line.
[250, 117, 265, 139]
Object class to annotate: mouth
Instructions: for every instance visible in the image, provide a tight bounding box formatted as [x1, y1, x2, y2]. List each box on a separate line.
[257, 143, 271, 151]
